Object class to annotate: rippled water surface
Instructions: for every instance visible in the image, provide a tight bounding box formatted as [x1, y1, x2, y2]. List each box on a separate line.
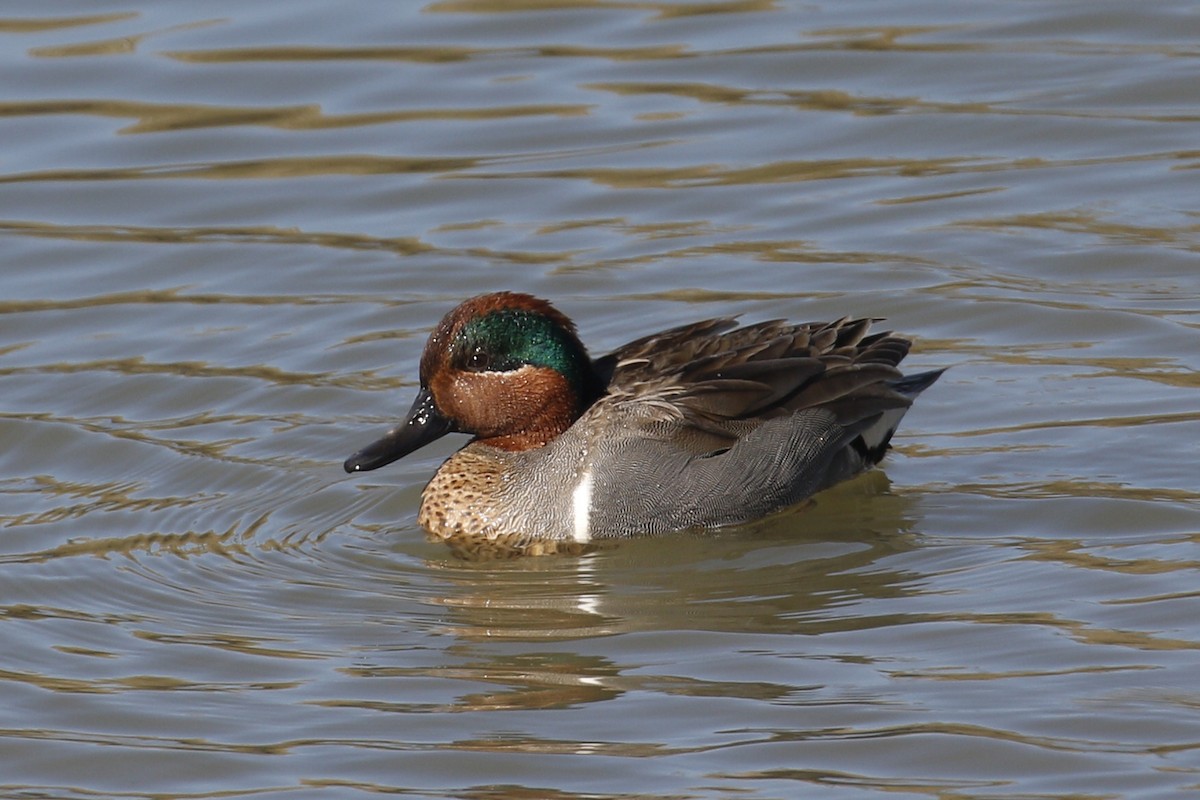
[2, 1, 1199, 797]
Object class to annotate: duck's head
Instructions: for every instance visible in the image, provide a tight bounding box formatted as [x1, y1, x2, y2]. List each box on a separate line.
[344, 292, 597, 473]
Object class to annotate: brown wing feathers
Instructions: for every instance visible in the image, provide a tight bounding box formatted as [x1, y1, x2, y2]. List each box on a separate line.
[599, 316, 917, 425]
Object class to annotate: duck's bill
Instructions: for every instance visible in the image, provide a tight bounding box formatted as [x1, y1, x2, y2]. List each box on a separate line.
[343, 387, 454, 473]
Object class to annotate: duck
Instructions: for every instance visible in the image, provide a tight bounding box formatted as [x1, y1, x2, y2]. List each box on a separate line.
[345, 292, 943, 555]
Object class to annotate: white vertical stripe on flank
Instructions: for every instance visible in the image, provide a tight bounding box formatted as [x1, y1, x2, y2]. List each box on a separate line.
[571, 468, 593, 543]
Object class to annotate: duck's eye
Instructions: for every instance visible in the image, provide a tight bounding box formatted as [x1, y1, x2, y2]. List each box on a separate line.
[466, 348, 491, 372]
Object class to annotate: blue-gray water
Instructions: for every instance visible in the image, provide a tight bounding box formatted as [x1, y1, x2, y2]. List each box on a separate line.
[2, 2, 1198, 798]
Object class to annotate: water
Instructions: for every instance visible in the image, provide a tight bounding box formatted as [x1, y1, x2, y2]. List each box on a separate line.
[2, 1, 1199, 797]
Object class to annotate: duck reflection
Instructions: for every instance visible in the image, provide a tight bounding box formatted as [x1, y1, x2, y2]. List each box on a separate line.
[427, 472, 924, 632]
[379, 474, 929, 714]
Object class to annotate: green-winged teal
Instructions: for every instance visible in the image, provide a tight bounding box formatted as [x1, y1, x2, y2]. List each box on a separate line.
[345, 292, 943, 555]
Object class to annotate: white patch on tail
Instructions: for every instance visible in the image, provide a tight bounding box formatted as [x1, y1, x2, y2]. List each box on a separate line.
[861, 407, 908, 452]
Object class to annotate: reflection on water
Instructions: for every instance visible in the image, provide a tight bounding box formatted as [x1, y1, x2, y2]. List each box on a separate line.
[2, 0, 1199, 796]
[428, 476, 922, 637]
